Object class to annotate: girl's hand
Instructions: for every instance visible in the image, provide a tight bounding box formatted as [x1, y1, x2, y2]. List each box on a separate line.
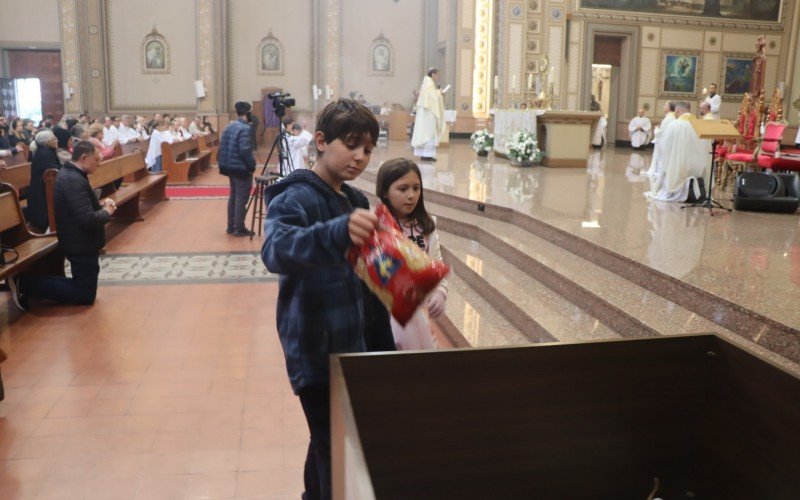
[427, 290, 446, 319]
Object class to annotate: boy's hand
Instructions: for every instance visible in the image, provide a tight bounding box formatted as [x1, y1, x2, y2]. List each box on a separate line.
[427, 290, 446, 318]
[348, 209, 379, 246]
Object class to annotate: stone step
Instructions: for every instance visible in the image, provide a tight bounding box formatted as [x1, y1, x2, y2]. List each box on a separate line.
[439, 231, 620, 344]
[442, 273, 529, 348]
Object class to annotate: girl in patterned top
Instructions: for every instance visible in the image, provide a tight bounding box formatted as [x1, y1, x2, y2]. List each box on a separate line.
[376, 158, 448, 349]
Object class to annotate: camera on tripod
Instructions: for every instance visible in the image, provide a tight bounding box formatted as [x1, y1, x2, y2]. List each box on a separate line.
[269, 92, 295, 117]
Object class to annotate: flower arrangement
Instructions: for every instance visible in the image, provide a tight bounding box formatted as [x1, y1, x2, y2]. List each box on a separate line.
[470, 129, 494, 155]
[505, 129, 543, 165]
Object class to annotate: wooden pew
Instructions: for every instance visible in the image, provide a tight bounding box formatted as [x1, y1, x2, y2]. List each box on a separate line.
[197, 132, 219, 164]
[43, 152, 168, 232]
[121, 139, 149, 156]
[3, 150, 28, 168]
[0, 185, 62, 283]
[0, 162, 31, 199]
[161, 138, 211, 184]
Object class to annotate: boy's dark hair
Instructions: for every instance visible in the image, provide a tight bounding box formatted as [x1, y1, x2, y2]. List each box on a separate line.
[315, 98, 379, 156]
[71, 140, 97, 161]
[235, 101, 251, 116]
[375, 158, 436, 235]
[281, 117, 294, 128]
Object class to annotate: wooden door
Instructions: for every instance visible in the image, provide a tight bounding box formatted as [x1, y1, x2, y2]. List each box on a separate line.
[6, 50, 64, 121]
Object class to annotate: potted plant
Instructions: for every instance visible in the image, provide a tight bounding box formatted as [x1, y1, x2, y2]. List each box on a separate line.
[506, 129, 543, 167]
[470, 129, 494, 157]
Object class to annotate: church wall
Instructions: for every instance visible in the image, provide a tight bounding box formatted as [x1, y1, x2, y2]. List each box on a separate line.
[104, 0, 198, 111]
[226, 0, 313, 112]
[340, 0, 425, 109]
[0, 0, 61, 47]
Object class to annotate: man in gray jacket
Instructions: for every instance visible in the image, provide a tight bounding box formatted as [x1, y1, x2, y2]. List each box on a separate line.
[218, 101, 257, 237]
[8, 141, 116, 310]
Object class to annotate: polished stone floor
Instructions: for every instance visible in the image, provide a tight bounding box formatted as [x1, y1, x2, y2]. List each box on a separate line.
[369, 140, 800, 330]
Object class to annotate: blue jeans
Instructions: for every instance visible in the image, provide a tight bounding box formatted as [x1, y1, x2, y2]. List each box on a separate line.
[298, 386, 331, 500]
[150, 156, 163, 173]
[21, 253, 100, 305]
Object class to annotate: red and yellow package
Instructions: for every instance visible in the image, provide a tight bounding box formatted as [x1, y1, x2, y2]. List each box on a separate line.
[348, 204, 450, 326]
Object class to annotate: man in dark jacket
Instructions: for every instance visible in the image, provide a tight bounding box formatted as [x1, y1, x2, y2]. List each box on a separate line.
[8, 141, 117, 310]
[218, 101, 256, 237]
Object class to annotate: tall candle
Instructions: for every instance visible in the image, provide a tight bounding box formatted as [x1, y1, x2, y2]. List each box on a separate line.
[548, 68, 554, 84]
[511, 75, 517, 91]
[494, 75, 499, 90]
[527, 73, 533, 90]
[312, 85, 319, 100]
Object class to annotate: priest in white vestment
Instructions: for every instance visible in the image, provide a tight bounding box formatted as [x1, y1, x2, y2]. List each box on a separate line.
[411, 68, 446, 161]
[116, 115, 140, 144]
[628, 109, 652, 150]
[646, 102, 712, 203]
[699, 102, 715, 120]
[796, 124, 800, 147]
[703, 83, 721, 119]
[645, 102, 677, 177]
[591, 115, 607, 149]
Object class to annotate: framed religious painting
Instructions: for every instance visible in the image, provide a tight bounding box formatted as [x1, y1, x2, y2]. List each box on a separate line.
[258, 32, 284, 76]
[369, 33, 393, 76]
[141, 28, 170, 74]
[659, 50, 701, 98]
[720, 53, 754, 101]
[577, 0, 782, 23]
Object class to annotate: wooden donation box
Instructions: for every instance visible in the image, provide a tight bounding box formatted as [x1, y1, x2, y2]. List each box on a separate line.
[387, 110, 411, 141]
[331, 335, 800, 499]
[537, 111, 600, 167]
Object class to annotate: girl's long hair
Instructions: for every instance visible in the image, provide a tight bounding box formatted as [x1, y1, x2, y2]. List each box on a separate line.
[376, 158, 436, 235]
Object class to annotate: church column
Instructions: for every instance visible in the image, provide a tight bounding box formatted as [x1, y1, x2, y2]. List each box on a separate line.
[59, 0, 83, 115]
[787, 0, 800, 125]
[471, 0, 493, 119]
[74, 0, 109, 115]
[196, 0, 218, 114]
[324, 0, 342, 100]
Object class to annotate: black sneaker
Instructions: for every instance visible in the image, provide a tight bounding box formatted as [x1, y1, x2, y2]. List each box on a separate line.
[226, 228, 234, 234]
[7, 275, 28, 312]
[233, 229, 255, 237]
[421, 156, 437, 162]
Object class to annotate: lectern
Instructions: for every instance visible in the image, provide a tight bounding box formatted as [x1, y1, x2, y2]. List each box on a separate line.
[332, 335, 800, 499]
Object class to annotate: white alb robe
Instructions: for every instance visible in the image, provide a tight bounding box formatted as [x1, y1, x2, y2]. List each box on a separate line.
[299, 129, 314, 161]
[281, 134, 311, 171]
[703, 94, 721, 119]
[592, 116, 608, 147]
[646, 114, 712, 202]
[411, 75, 445, 158]
[117, 124, 139, 144]
[628, 116, 652, 148]
[796, 126, 800, 145]
[646, 112, 676, 177]
[102, 126, 119, 146]
[145, 129, 174, 168]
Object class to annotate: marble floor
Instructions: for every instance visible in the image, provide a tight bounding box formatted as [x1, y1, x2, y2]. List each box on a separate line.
[368, 140, 800, 331]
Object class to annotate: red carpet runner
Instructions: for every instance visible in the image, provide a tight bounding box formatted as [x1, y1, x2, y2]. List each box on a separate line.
[165, 185, 231, 199]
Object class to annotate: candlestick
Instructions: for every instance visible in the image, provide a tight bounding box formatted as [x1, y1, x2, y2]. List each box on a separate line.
[511, 75, 517, 92]
[494, 75, 499, 90]
[527, 73, 533, 90]
[312, 85, 319, 101]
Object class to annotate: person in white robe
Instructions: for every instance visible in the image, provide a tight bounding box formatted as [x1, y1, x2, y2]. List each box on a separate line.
[699, 102, 715, 120]
[796, 123, 800, 147]
[116, 115, 140, 144]
[188, 116, 208, 137]
[145, 120, 174, 173]
[703, 83, 721, 119]
[135, 116, 150, 140]
[628, 109, 652, 150]
[298, 124, 314, 166]
[281, 124, 312, 171]
[101, 116, 118, 146]
[591, 114, 608, 149]
[646, 102, 677, 177]
[646, 101, 712, 203]
[411, 68, 446, 161]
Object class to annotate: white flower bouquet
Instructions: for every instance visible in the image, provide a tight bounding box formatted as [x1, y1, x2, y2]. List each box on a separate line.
[470, 129, 494, 154]
[505, 129, 543, 165]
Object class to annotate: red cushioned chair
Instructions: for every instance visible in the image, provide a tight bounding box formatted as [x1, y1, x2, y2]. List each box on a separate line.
[720, 92, 765, 189]
[756, 122, 787, 171]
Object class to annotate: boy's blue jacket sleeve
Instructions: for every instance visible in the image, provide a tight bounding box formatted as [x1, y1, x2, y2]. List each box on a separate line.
[261, 190, 353, 273]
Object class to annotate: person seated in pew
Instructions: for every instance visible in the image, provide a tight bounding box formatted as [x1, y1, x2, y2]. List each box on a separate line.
[188, 115, 208, 137]
[116, 114, 140, 144]
[87, 123, 117, 160]
[0, 124, 24, 158]
[7, 141, 117, 311]
[135, 116, 150, 140]
[145, 119, 174, 173]
[8, 119, 29, 149]
[201, 116, 216, 134]
[52, 126, 73, 164]
[177, 117, 193, 141]
[27, 130, 62, 233]
[101, 117, 118, 146]
[646, 101, 712, 203]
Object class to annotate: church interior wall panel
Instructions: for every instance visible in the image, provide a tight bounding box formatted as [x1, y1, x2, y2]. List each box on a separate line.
[438, 0, 451, 44]
[641, 26, 660, 49]
[105, 0, 197, 110]
[660, 29, 704, 51]
[704, 31, 722, 53]
[638, 48, 659, 97]
[461, 0, 475, 29]
[548, 25, 563, 97]
[228, 0, 313, 111]
[638, 97, 655, 115]
[721, 33, 762, 53]
[459, 48, 474, 99]
[341, 0, 424, 109]
[59, 0, 82, 114]
[506, 22, 524, 96]
[0, 0, 61, 45]
[701, 54, 721, 94]
[86, 0, 107, 114]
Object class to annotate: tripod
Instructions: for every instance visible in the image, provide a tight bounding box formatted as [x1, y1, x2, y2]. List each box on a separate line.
[682, 139, 731, 216]
[247, 126, 294, 240]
